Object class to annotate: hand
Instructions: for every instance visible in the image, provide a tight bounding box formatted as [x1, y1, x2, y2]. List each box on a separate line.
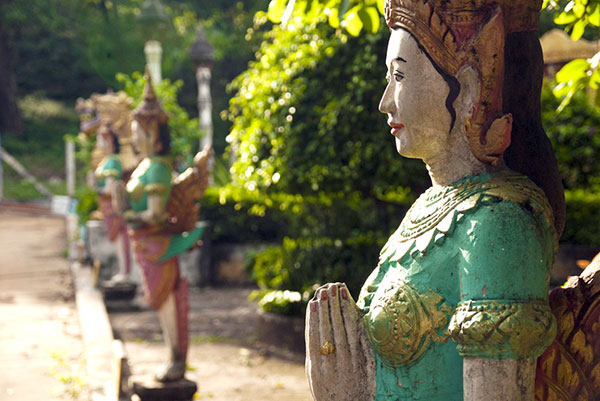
[306, 283, 376, 401]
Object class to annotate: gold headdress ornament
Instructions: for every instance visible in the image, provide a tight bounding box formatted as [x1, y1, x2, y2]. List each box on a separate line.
[133, 67, 168, 126]
[384, 0, 542, 164]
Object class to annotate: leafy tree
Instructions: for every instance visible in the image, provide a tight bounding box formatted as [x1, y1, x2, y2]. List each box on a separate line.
[543, 0, 600, 109]
[265, 0, 384, 36]
[226, 12, 427, 197]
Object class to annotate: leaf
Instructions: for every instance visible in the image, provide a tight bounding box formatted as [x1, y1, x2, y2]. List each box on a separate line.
[556, 58, 591, 84]
[573, 1, 586, 18]
[590, 70, 600, 90]
[554, 12, 577, 24]
[377, 0, 385, 15]
[268, 0, 287, 23]
[328, 8, 341, 28]
[344, 7, 364, 36]
[358, 6, 380, 33]
[589, 5, 600, 26]
[338, 0, 350, 22]
[571, 18, 587, 40]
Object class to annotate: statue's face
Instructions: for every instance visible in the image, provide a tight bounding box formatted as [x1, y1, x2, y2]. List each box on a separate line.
[379, 29, 453, 161]
[131, 120, 151, 155]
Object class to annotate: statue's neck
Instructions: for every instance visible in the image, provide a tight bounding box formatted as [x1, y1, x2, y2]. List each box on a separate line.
[424, 145, 491, 187]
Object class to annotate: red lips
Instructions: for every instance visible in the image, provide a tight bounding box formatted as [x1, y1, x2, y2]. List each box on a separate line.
[389, 123, 404, 136]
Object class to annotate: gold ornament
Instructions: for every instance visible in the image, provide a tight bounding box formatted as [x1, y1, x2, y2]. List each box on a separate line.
[363, 284, 452, 368]
[319, 341, 336, 355]
[379, 170, 557, 263]
[448, 300, 556, 358]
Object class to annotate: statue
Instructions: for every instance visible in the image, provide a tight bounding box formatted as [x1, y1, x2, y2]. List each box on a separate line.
[114, 69, 210, 385]
[94, 124, 133, 283]
[305, 0, 566, 400]
[76, 91, 138, 287]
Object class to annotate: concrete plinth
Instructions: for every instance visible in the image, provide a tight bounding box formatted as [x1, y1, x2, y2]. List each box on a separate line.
[133, 378, 197, 401]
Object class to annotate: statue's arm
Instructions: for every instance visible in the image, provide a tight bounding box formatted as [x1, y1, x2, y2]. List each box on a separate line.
[449, 201, 556, 401]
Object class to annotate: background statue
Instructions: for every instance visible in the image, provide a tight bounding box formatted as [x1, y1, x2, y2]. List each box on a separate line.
[76, 90, 138, 285]
[305, 0, 565, 400]
[94, 124, 132, 282]
[113, 70, 211, 383]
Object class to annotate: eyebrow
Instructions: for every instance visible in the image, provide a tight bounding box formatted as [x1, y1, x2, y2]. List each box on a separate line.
[394, 57, 407, 63]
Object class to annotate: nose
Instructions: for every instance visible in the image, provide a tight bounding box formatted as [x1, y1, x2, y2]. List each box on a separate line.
[379, 81, 394, 115]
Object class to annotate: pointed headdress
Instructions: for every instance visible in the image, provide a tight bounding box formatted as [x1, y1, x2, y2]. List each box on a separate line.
[133, 67, 168, 127]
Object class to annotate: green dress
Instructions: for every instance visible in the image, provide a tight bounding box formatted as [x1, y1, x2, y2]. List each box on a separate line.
[126, 156, 203, 262]
[95, 154, 122, 188]
[357, 170, 557, 400]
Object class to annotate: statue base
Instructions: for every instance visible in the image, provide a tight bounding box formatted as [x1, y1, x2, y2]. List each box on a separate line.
[100, 280, 137, 301]
[132, 378, 197, 401]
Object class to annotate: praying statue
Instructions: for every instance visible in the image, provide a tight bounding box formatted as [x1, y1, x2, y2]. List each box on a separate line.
[305, 0, 566, 400]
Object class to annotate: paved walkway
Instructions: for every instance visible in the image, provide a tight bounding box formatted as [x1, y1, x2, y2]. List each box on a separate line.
[0, 205, 312, 401]
[0, 207, 84, 401]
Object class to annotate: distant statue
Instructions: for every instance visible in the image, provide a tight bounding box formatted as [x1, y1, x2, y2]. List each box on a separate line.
[305, 0, 566, 400]
[94, 124, 132, 282]
[113, 69, 211, 383]
[76, 91, 138, 285]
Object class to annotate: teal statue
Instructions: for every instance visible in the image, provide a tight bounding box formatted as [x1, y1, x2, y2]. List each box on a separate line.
[305, 0, 565, 400]
[114, 70, 211, 383]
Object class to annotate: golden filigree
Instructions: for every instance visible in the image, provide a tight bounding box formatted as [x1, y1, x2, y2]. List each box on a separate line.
[379, 170, 557, 262]
[448, 300, 556, 358]
[363, 284, 452, 368]
[535, 260, 600, 400]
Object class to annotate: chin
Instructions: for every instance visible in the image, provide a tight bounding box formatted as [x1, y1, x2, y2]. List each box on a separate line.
[395, 137, 416, 159]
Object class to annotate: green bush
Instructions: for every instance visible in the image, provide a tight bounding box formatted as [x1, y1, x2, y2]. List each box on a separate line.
[562, 189, 600, 246]
[199, 184, 411, 244]
[542, 83, 600, 191]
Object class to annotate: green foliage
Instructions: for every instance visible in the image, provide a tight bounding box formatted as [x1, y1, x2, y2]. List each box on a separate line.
[542, 83, 600, 190]
[252, 234, 384, 295]
[251, 289, 306, 315]
[562, 189, 600, 246]
[116, 71, 202, 163]
[75, 187, 98, 225]
[199, 184, 411, 243]
[543, 0, 600, 109]
[199, 183, 410, 315]
[265, 0, 384, 36]
[226, 14, 427, 196]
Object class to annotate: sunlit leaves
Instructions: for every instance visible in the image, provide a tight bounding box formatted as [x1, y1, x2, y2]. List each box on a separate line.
[268, 0, 287, 23]
[544, 0, 600, 110]
[265, 0, 384, 35]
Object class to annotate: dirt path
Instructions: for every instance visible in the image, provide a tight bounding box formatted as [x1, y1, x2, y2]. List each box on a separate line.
[111, 288, 312, 401]
[0, 207, 84, 401]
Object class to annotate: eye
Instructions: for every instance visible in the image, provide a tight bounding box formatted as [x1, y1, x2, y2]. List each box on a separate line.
[394, 71, 405, 82]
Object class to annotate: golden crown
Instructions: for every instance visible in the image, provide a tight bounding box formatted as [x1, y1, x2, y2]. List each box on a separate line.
[384, 0, 542, 75]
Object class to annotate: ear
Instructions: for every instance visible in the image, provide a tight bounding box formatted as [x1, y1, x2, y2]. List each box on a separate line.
[454, 65, 481, 128]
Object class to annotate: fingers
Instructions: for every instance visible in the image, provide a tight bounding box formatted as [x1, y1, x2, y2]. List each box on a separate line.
[328, 283, 352, 369]
[305, 298, 321, 398]
[338, 284, 362, 362]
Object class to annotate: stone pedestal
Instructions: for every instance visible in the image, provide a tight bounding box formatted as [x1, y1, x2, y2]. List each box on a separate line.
[133, 378, 197, 401]
[87, 220, 119, 281]
[100, 280, 138, 311]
